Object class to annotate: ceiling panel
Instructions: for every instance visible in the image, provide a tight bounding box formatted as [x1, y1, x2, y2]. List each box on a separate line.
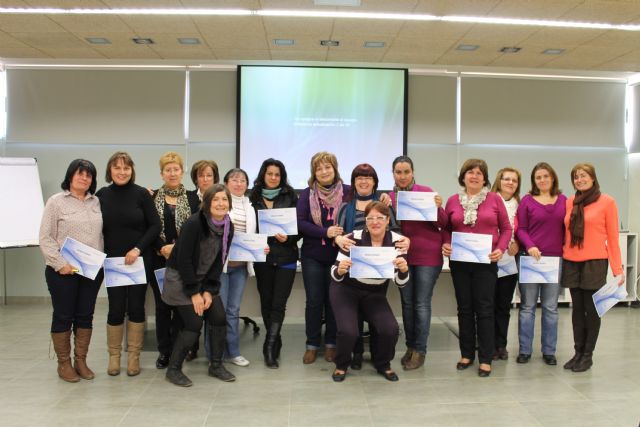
[382, 51, 440, 64]
[118, 15, 200, 33]
[488, 0, 581, 19]
[543, 45, 635, 69]
[520, 28, 605, 48]
[413, 0, 500, 16]
[0, 31, 31, 48]
[326, 48, 386, 62]
[0, 15, 66, 33]
[332, 18, 404, 37]
[48, 15, 132, 33]
[214, 47, 270, 60]
[94, 46, 163, 59]
[559, 0, 640, 24]
[39, 47, 105, 58]
[193, 16, 265, 37]
[398, 22, 473, 40]
[270, 49, 326, 61]
[388, 37, 457, 56]
[11, 31, 86, 49]
[203, 33, 268, 50]
[0, 46, 46, 57]
[461, 24, 539, 44]
[262, 17, 333, 36]
[488, 51, 556, 67]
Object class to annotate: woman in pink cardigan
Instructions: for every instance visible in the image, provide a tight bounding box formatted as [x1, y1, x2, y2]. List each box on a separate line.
[442, 159, 512, 377]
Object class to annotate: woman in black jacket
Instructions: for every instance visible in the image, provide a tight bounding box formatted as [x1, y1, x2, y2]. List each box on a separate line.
[162, 184, 235, 386]
[249, 158, 300, 368]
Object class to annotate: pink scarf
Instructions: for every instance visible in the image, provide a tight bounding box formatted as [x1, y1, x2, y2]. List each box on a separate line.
[309, 181, 344, 227]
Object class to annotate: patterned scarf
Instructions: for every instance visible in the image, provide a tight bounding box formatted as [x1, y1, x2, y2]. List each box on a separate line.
[458, 187, 489, 226]
[569, 185, 601, 248]
[154, 184, 191, 242]
[210, 214, 231, 263]
[309, 181, 343, 227]
[392, 179, 415, 211]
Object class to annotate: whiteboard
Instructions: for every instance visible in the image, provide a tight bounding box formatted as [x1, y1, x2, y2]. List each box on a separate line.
[0, 157, 44, 248]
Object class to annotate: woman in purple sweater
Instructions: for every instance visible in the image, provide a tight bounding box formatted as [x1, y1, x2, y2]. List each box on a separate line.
[297, 152, 351, 364]
[515, 162, 566, 366]
[442, 159, 512, 377]
[389, 156, 446, 370]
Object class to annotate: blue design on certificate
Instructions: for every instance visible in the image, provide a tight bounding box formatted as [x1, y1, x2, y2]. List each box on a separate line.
[396, 191, 437, 221]
[229, 233, 268, 262]
[498, 253, 518, 277]
[592, 277, 627, 317]
[60, 237, 106, 280]
[104, 257, 146, 287]
[258, 207, 298, 236]
[349, 246, 396, 279]
[450, 232, 492, 264]
[519, 256, 560, 283]
[154, 268, 166, 294]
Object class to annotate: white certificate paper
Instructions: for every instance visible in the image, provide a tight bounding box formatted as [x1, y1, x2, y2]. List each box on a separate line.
[519, 256, 560, 284]
[229, 233, 268, 262]
[593, 277, 627, 317]
[498, 253, 518, 278]
[450, 232, 492, 264]
[104, 257, 146, 287]
[60, 237, 107, 280]
[349, 246, 397, 279]
[396, 191, 437, 221]
[258, 207, 298, 236]
[154, 268, 166, 294]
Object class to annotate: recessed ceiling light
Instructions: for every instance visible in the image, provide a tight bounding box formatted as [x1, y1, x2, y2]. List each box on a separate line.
[132, 37, 154, 45]
[320, 40, 340, 47]
[363, 41, 385, 48]
[273, 39, 295, 46]
[177, 37, 200, 45]
[543, 48, 565, 55]
[456, 44, 479, 51]
[314, 0, 361, 6]
[85, 37, 110, 44]
[499, 46, 521, 53]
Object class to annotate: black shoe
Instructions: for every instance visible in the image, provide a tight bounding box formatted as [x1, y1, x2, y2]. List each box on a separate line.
[332, 369, 347, 382]
[350, 353, 363, 370]
[208, 364, 236, 382]
[456, 359, 473, 370]
[563, 352, 583, 370]
[156, 354, 170, 369]
[516, 354, 531, 364]
[165, 330, 199, 387]
[542, 354, 557, 366]
[478, 367, 491, 378]
[378, 370, 399, 382]
[208, 324, 237, 381]
[497, 347, 509, 360]
[571, 352, 593, 372]
[166, 368, 193, 386]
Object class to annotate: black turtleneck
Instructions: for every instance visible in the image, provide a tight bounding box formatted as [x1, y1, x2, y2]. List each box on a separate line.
[96, 182, 161, 257]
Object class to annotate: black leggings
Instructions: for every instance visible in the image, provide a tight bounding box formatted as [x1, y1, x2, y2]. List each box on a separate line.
[107, 283, 148, 325]
[174, 295, 226, 333]
[254, 263, 296, 326]
[46, 266, 102, 332]
[569, 288, 601, 353]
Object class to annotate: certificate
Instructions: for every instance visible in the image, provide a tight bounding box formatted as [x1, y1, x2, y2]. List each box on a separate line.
[519, 256, 561, 283]
[229, 233, 268, 262]
[349, 246, 397, 279]
[396, 191, 437, 221]
[593, 276, 628, 317]
[104, 257, 146, 287]
[154, 268, 166, 294]
[497, 253, 518, 278]
[450, 232, 492, 264]
[60, 237, 106, 280]
[258, 207, 298, 236]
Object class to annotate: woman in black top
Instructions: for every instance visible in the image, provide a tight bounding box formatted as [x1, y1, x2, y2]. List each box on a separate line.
[162, 184, 235, 386]
[151, 152, 199, 369]
[249, 159, 300, 368]
[188, 159, 220, 202]
[97, 152, 161, 377]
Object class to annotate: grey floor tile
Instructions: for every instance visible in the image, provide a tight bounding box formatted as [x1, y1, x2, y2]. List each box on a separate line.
[444, 401, 541, 427]
[204, 404, 290, 426]
[369, 403, 456, 427]
[521, 400, 625, 427]
[290, 404, 373, 427]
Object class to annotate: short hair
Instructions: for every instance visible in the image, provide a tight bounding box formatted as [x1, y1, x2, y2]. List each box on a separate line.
[61, 159, 98, 195]
[491, 167, 521, 202]
[223, 168, 250, 186]
[308, 151, 341, 186]
[392, 155, 414, 172]
[159, 151, 183, 172]
[529, 162, 561, 196]
[189, 160, 219, 187]
[364, 200, 391, 218]
[105, 151, 136, 184]
[570, 163, 600, 192]
[201, 183, 232, 213]
[458, 158, 490, 188]
[350, 163, 379, 194]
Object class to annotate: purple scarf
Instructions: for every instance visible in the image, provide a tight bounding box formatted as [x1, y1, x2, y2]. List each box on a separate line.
[211, 214, 231, 263]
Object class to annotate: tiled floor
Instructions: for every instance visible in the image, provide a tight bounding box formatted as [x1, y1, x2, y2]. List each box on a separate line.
[1, 303, 640, 426]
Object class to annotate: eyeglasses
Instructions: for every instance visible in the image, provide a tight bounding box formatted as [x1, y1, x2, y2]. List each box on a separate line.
[365, 216, 387, 223]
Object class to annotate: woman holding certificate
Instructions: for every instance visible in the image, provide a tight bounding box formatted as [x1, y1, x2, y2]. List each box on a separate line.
[162, 184, 236, 386]
[39, 159, 103, 382]
[515, 163, 566, 366]
[442, 159, 512, 377]
[97, 152, 161, 377]
[151, 152, 200, 369]
[330, 201, 409, 382]
[561, 163, 624, 372]
[490, 167, 521, 361]
[297, 151, 351, 364]
[249, 159, 299, 369]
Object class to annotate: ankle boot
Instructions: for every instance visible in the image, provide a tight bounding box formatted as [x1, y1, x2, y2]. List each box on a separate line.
[106, 324, 124, 376]
[73, 328, 95, 380]
[563, 352, 583, 370]
[404, 351, 426, 370]
[51, 331, 80, 383]
[165, 330, 198, 387]
[208, 324, 236, 382]
[265, 322, 282, 369]
[400, 348, 415, 368]
[126, 321, 145, 376]
[571, 352, 593, 372]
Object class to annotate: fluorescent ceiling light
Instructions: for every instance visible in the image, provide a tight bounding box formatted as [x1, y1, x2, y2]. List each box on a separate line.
[542, 48, 565, 55]
[178, 38, 200, 45]
[456, 44, 479, 51]
[132, 38, 154, 44]
[363, 41, 385, 48]
[273, 39, 295, 46]
[85, 37, 111, 44]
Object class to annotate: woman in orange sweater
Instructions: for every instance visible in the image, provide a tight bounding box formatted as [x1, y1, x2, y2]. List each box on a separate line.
[561, 163, 624, 373]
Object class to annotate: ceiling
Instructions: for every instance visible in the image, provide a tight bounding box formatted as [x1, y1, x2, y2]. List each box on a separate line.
[1, 0, 640, 72]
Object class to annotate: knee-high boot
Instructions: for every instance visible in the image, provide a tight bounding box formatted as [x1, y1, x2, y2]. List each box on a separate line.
[74, 328, 95, 380]
[51, 331, 81, 382]
[265, 322, 282, 369]
[208, 324, 236, 382]
[106, 324, 124, 376]
[126, 321, 145, 376]
[166, 330, 198, 387]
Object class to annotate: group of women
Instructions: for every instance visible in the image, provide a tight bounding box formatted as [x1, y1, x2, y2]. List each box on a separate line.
[39, 150, 624, 386]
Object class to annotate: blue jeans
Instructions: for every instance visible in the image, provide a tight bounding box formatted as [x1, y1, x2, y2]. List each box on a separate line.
[206, 265, 248, 359]
[399, 265, 442, 354]
[518, 282, 561, 355]
[301, 257, 336, 349]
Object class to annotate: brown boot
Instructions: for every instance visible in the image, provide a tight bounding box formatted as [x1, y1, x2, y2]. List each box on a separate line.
[126, 321, 145, 376]
[400, 348, 415, 367]
[107, 324, 124, 376]
[303, 349, 318, 364]
[51, 331, 80, 383]
[403, 351, 425, 370]
[324, 347, 337, 363]
[73, 328, 95, 380]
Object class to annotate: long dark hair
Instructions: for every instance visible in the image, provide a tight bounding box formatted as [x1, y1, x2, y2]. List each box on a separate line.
[61, 159, 98, 195]
[249, 158, 294, 204]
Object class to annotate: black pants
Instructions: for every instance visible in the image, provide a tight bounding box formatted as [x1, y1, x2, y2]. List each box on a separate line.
[254, 263, 296, 326]
[569, 288, 601, 353]
[151, 254, 180, 356]
[450, 261, 497, 365]
[174, 296, 226, 333]
[329, 282, 398, 372]
[107, 283, 148, 325]
[45, 266, 102, 333]
[494, 273, 518, 349]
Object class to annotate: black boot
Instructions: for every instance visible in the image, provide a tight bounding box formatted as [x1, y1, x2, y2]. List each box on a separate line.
[165, 330, 198, 387]
[265, 322, 282, 369]
[571, 352, 593, 372]
[208, 325, 236, 382]
[275, 335, 282, 359]
[563, 344, 584, 370]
